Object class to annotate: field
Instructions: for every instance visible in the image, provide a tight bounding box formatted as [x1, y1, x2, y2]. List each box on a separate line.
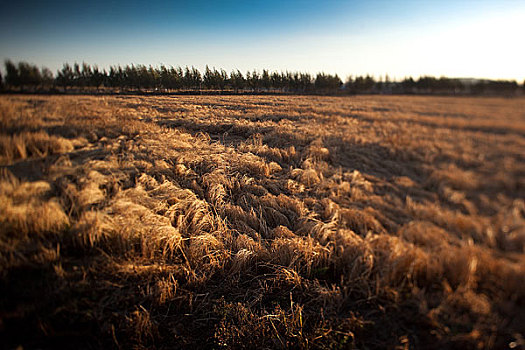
[1, 94, 524, 349]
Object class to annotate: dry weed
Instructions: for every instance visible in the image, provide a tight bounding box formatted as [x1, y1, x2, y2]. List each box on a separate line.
[1, 94, 524, 349]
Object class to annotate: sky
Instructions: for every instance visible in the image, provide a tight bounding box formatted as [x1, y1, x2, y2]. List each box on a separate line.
[0, 0, 524, 81]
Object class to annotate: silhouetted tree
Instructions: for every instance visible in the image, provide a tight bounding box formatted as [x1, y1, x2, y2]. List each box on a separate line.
[56, 63, 74, 91]
[218, 69, 228, 91]
[315, 73, 342, 92]
[41, 67, 54, 87]
[5, 60, 20, 88]
[169, 66, 184, 90]
[261, 70, 271, 91]
[299, 73, 313, 92]
[182, 66, 201, 90]
[18, 62, 42, 90]
[401, 77, 416, 93]
[89, 65, 105, 89]
[346, 75, 375, 94]
[246, 70, 260, 92]
[160, 65, 171, 91]
[230, 70, 245, 93]
[79, 63, 92, 87]
[72, 63, 82, 87]
[125, 65, 139, 90]
[149, 65, 160, 90]
[271, 72, 284, 92]
[203, 65, 215, 90]
[5, 58, 522, 96]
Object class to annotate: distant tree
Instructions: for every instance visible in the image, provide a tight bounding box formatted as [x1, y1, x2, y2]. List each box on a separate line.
[203, 65, 214, 89]
[246, 70, 260, 92]
[486, 80, 519, 95]
[107, 66, 122, 89]
[315, 73, 342, 92]
[230, 70, 245, 93]
[80, 62, 92, 87]
[417, 76, 437, 92]
[183, 66, 201, 90]
[169, 66, 184, 90]
[14, 59, 525, 96]
[217, 69, 228, 91]
[17, 62, 42, 90]
[401, 77, 416, 93]
[56, 63, 74, 91]
[183, 67, 192, 90]
[299, 72, 313, 92]
[191, 67, 202, 90]
[261, 70, 271, 91]
[73, 63, 82, 86]
[116, 66, 127, 90]
[284, 71, 292, 91]
[149, 65, 160, 90]
[270, 72, 284, 92]
[4, 60, 20, 88]
[346, 75, 374, 94]
[90, 65, 105, 89]
[41, 67, 54, 87]
[137, 65, 151, 90]
[125, 65, 139, 90]
[159, 65, 170, 91]
[292, 72, 301, 92]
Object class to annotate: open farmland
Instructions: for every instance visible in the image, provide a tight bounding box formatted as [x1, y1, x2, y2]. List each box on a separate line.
[1, 94, 524, 349]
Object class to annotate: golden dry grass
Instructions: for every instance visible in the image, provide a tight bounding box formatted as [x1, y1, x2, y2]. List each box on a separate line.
[0, 94, 524, 349]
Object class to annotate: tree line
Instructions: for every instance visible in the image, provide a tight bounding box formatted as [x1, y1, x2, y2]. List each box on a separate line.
[1, 60, 523, 95]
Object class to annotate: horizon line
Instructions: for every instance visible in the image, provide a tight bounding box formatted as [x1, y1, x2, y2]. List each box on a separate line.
[1, 59, 523, 84]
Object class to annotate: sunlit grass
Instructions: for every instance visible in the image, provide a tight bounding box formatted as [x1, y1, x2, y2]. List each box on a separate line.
[1, 94, 524, 349]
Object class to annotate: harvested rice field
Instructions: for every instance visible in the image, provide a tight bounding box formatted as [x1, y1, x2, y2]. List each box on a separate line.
[1, 94, 524, 349]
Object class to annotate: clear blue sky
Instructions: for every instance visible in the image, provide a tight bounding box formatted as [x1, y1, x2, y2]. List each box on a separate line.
[1, 0, 524, 81]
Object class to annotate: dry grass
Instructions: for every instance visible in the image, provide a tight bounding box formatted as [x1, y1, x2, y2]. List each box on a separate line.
[0, 94, 524, 349]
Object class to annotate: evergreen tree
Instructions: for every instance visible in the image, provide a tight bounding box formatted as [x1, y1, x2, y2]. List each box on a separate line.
[189, 67, 202, 90]
[21, 62, 42, 87]
[401, 77, 416, 93]
[247, 70, 260, 92]
[90, 65, 105, 89]
[315, 73, 342, 92]
[73, 63, 82, 86]
[347, 75, 374, 93]
[5, 60, 20, 87]
[271, 72, 284, 92]
[41, 67, 54, 87]
[81, 62, 92, 87]
[148, 65, 160, 90]
[203, 65, 214, 89]
[183, 67, 192, 90]
[125, 65, 140, 90]
[261, 69, 271, 91]
[299, 73, 313, 92]
[169, 66, 183, 90]
[160, 65, 170, 91]
[230, 70, 245, 93]
[108, 66, 126, 90]
[217, 69, 228, 91]
[56, 63, 74, 90]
